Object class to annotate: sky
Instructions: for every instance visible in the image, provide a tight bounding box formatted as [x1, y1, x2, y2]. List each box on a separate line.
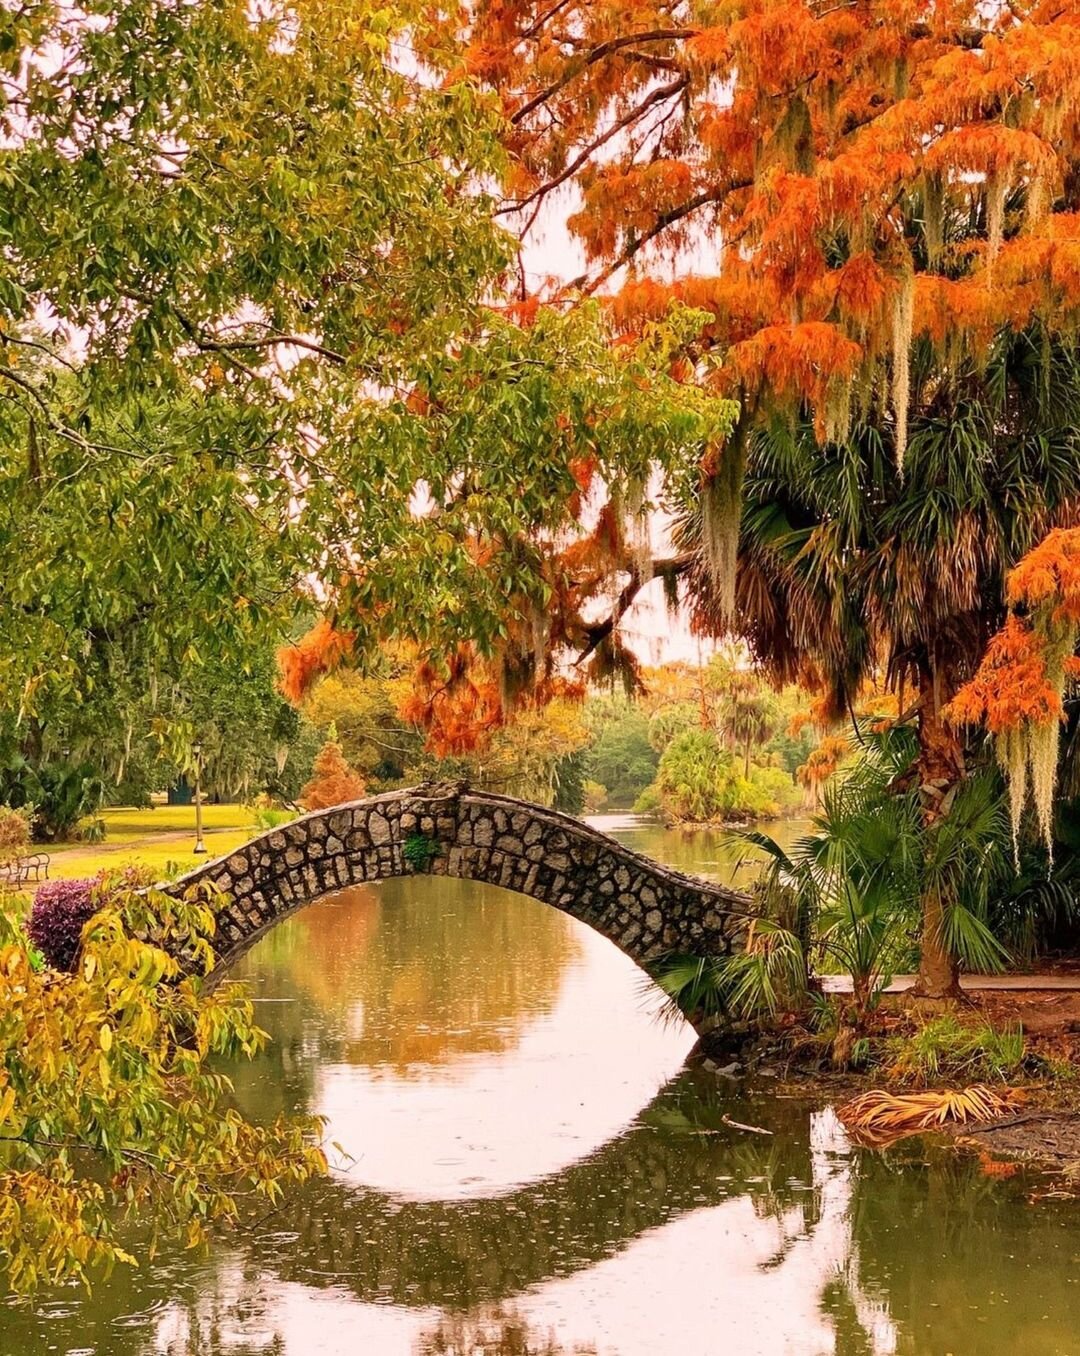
[519, 187, 721, 666]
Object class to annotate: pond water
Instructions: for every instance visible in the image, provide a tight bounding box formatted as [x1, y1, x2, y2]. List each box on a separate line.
[6, 815, 1080, 1355]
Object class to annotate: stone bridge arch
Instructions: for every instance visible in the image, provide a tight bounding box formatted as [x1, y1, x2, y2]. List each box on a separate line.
[167, 784, 753, 977]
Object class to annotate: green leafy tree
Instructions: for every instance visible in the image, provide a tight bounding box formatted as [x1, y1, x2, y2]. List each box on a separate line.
[584, 702, 658, 806]
[301, 664, 422, 785]
[1, 0, 727, 751]
[655, 727, 798, 824]
[0, 757, 103, 842]
[0, 882, 325, 1293]
[656, 729, 733, 823]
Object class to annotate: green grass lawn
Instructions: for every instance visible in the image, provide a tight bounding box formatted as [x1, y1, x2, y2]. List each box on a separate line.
[46, 805, 261, 881]
[92, 803, 255, 842]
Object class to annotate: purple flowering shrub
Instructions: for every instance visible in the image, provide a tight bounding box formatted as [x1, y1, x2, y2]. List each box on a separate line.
[26, 877, 102, 971]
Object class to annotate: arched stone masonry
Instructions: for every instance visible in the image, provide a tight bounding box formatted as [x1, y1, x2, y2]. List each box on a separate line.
[166, 783, 754, 975]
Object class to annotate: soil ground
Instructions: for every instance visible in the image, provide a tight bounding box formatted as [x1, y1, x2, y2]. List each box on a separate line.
[705, 984, 1080, 1178]
[954, 1109, 1080, 1169]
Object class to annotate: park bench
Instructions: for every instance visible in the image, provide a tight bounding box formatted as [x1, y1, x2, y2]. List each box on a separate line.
[0, 852, 50, 888]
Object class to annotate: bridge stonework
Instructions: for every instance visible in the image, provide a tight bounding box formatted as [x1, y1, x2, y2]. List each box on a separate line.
[167, 784, 753, 976]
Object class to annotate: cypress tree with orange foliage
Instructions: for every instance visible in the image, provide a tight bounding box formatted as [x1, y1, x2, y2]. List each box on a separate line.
[949, 528, 1080, 848]
[447, 0, 1080, 463]
[299, 729, 366, 811]
[436, 0, 1080, 995]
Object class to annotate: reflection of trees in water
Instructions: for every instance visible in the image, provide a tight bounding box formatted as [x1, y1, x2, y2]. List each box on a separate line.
[8, 1072, 1079, 1356]
[608, 818, 810, 891]
[837, 1142, 1079, 1355]
[237, 879, 580, 1069]
[109, 1291, 598, 1356]
[417, 1307, 597, 1356]
[239, 1073, 823, 1310]
[0, 1073, 818, 1353]
[225, 878, 581, 1120]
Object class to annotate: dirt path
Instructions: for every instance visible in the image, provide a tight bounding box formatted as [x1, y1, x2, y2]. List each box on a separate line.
[822, 974, 1080, 993]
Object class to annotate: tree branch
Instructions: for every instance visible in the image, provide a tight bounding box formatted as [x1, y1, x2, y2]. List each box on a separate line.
[574, 555, 689, 666]
[172, 310, 347, 367]
[509, 16, 991, 132]
[0, 331, 80, 373]
[522, 0, 576, 39]
[564, 184, 746, 296]
[908, 20, 992, 47]
[499, 74, 689, 217]
[511, 28, 696, 124]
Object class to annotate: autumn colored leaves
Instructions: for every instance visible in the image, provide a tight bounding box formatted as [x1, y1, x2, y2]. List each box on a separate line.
[949, 529, 1080, 845]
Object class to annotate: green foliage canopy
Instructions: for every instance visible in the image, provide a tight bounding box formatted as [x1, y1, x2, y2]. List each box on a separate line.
[0, 881, 325, 1293]
[585, 702, 658, 806]
[0, 0, 730, 741]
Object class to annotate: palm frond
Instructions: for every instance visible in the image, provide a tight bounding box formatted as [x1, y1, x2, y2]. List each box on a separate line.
[838, 1085, 1024, 1144]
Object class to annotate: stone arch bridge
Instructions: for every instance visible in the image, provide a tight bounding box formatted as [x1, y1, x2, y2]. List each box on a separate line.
[168, 784, 753, 983]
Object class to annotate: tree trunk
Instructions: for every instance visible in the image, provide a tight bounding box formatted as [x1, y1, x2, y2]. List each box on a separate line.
[911, 660, 966, 1000]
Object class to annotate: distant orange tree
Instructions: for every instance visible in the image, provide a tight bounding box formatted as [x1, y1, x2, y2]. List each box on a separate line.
[299, 732, 366, 811]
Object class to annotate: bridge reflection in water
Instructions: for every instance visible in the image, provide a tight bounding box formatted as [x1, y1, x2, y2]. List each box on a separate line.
[5, 870, 1080, 1356]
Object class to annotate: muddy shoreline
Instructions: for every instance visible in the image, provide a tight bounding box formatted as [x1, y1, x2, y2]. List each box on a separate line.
[693, 1027, 1080, 1179]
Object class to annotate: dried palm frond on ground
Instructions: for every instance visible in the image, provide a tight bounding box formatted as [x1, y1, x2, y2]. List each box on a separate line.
[838, 1085, 1025, 1145]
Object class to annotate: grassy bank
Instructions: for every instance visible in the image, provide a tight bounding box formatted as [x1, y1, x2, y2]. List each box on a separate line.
[45, 805, 258, 880]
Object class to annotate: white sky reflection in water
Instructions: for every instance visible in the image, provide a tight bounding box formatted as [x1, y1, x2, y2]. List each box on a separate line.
[149, 1110, 897, 1356]
[316, 924, 695, 1201]
[141, 855, 901, 1356]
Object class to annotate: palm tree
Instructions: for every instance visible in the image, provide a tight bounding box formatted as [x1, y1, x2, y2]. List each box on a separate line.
[678, 329, 1080, 995]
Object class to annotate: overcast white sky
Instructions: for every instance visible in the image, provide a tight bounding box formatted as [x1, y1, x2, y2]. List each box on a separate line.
[519, 190, 721, 666]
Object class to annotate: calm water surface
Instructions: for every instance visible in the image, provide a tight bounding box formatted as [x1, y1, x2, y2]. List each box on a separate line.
[5, 815, 1080, 1355]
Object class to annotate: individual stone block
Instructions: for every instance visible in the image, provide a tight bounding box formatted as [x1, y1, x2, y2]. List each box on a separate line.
[328, 811, 352, 839]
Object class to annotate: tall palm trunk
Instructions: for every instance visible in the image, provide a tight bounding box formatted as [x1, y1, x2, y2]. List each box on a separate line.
[911, 661, 965, 999]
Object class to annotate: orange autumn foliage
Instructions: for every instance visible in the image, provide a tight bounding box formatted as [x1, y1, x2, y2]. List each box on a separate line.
[1006, 526, 1080, 622]
[278, 620, 355, 706]
[397, 646, 506, 757]
[397, 646, 586, 757]
[299, 735, 366, 811]
[443, 0, 1080, 457]
[948, 529, 1080, 847]
[947, 615, 1067, 734]
[797, 733, 849, 789]
[949, 529, 1080, 735]
[278, 523, 612, 754]
[277, 625, 508, 756]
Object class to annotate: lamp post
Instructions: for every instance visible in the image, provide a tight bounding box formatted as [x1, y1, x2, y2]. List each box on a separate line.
[192, 741, 207, 856]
